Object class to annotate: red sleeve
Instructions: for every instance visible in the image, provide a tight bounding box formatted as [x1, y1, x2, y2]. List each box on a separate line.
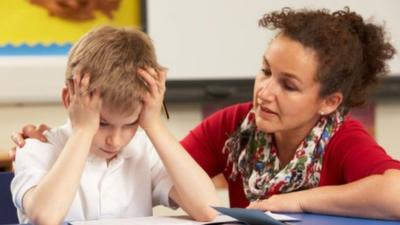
[180, 102, 252, 178]
[321, 118, 400, 185]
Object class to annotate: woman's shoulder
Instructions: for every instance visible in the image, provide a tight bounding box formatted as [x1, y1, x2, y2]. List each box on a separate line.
[326, 116, 381, 154]
[334, 117, 372, 139]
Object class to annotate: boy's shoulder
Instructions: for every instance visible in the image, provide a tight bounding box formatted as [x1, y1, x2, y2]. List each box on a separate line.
[44, 122, 71, 149]
[16, 123, 69, 166]
[15, 138, 61, 172]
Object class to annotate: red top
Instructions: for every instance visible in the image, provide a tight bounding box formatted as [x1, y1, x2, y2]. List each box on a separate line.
[180, 102, 400, 207]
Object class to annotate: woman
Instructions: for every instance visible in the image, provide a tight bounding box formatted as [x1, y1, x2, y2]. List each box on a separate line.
[181, 7, 400, 219]
[11, 7, 400, 219]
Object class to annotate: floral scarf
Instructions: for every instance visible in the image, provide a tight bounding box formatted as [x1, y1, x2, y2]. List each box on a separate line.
[223, 109, 344, 201]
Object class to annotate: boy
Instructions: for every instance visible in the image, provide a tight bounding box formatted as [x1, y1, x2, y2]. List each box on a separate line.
[11, 26, 218, 225]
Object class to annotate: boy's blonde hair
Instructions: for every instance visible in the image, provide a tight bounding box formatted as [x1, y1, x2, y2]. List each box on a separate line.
[65, 26, 163, 114]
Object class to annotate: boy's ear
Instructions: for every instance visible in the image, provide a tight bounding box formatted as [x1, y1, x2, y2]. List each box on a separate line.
[319, 92, 343, 115]
[61, 87, 70, 109]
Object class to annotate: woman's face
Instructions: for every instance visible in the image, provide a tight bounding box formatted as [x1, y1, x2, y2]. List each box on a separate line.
[253, 35, 326, 135]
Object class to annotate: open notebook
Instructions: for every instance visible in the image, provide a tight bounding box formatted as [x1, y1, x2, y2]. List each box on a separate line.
[211, 207, 299, 225]
[70, 208, 299, 225]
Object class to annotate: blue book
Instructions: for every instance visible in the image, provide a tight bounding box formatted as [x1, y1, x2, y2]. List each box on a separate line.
[210, 207, 286, 225]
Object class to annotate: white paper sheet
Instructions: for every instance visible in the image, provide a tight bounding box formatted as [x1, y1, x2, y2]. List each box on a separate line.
[265, 211, 300, 221]
[70, 212, 298, 224]
[70, 215, 237, 225]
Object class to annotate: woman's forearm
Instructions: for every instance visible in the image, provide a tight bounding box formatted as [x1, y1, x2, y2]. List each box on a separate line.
[23, 130, 94, 225]
[301, 169, 400, 219]
[144, 121, 219, 221]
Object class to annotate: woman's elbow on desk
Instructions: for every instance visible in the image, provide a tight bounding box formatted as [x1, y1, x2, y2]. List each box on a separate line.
[379, 169, 400, 219]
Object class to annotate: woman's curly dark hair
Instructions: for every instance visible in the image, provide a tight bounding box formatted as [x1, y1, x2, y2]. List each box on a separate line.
[259, 7, 396, 111]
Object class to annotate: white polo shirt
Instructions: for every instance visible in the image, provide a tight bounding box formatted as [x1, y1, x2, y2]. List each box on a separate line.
[11, 122, 174, 224]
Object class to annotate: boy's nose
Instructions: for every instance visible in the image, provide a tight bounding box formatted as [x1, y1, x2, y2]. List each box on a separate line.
[106, 131, 122, 149]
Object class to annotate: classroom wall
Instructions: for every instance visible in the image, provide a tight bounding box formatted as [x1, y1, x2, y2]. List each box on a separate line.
[0, 101, 399, 158]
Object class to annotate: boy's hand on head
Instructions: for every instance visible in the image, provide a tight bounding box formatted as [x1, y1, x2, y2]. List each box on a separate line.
[67, 73, 102, 134]
[137, 68, 167, 130]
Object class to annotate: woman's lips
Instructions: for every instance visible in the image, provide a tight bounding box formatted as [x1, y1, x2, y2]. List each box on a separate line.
[257, 105, 278, 118]
[260, 105, 277, 114]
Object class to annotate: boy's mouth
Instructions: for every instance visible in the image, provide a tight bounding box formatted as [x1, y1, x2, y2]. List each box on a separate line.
[100, 148, 118, 155]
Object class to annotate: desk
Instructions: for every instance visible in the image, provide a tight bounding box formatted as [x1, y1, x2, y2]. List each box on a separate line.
[289, 213, 400, 225]
[11, 213, 400, 225]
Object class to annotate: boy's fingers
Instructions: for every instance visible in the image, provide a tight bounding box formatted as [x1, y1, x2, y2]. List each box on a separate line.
[138, 68, 156, 92]
[80, 73, 90, 93]
[73, 73, 82, 96]
[147, 68, 158, 78]
[67, 78, 75, 96]
[158, 69, 167, 91]
[152, 68, 166, 94]
[90, 89, 103, 108]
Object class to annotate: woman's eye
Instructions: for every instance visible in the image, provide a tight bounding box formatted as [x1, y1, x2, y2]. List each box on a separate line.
[283, 82, 298, 91]
[261, 68, 272, 77]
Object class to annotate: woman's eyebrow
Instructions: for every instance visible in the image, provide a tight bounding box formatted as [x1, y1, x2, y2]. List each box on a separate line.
[264, 56, 303, 84]
[281, 72, 303, 84]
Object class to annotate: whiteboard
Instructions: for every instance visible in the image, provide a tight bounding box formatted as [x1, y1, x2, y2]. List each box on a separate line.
[147, 0, 400, 80]
[0, 0, 399, 103]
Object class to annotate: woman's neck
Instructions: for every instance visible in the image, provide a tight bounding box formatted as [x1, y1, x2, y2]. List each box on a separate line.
[274, 117, 320, 167]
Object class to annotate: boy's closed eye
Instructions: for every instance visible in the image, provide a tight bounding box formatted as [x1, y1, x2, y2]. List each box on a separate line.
[99, 119, 139, 128]
[99, 121, 109, 127]
[124, 120, 139, 127]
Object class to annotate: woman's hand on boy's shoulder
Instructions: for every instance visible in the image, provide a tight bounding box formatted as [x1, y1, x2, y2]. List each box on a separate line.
[9, 124, 50, 160]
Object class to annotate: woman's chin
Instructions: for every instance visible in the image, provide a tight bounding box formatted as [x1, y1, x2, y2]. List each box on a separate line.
[255, 117, 278, 133]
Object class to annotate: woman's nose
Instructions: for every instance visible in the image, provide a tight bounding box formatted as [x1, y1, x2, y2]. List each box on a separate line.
[258, 79, 276, 101]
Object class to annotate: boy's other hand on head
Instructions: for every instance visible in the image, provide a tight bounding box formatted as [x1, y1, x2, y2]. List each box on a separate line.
[9, 124, 50, 161]
[137, 68, 167, 130]
[67, 73, 102, 134]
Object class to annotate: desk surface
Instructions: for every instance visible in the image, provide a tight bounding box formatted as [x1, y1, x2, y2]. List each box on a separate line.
[12, 213, 400, 225]
[290, 213, 400, 225]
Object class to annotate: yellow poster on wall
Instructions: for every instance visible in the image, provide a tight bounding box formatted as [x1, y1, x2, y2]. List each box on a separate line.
[0, 0, 141, 47]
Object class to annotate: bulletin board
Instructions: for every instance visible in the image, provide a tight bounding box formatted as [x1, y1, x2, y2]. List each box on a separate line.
[0, 0, 141, 54]
[0, 0, 141, 103]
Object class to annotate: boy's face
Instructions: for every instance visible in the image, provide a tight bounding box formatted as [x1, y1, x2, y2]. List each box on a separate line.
[90, 105, 142, 161]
